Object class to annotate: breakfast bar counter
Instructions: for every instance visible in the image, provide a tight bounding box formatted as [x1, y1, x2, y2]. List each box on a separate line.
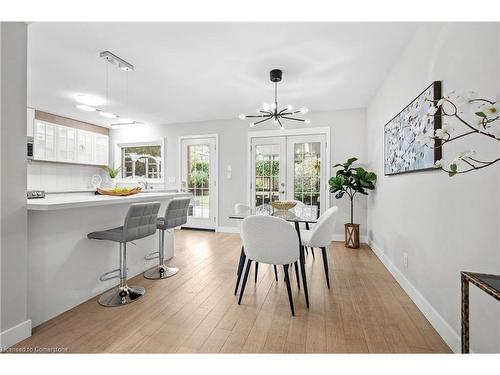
[27, 191, 191, 327]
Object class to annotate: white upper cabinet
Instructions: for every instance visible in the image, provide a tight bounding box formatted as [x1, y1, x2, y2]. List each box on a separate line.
[93, 134, 109, 166]
[56, 126, 77, 163]
[34, 120, 56, 161]
[77, 129, 94, 165]
[33, 119, 108, 166]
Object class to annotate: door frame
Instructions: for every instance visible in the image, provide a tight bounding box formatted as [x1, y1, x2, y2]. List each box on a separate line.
[178, 134, 219, 230]
[247, 127, 331, 212]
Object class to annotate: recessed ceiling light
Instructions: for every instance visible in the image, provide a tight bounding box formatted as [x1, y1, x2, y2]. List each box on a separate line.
[99, 111, 117, 119]
[76, 104, 96, 112]
[75, 94, 105, 107]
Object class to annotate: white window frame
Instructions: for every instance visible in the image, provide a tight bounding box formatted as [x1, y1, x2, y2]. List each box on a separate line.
[113, 138, 165, 183]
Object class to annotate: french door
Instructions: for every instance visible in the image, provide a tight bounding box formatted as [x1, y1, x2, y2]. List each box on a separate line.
[250, 133, 327, 215]
[180, 136, 217, 230]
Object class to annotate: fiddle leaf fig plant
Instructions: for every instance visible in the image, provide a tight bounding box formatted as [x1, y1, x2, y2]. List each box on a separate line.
[329, 157, 377, 224]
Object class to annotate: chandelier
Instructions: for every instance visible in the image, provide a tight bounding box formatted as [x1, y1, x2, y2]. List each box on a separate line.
[239, 69, 310, 129]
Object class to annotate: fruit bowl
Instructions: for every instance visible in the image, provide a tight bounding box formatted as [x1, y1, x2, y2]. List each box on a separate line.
[96, 187, 142, 196]
[270, 200, 297, 211]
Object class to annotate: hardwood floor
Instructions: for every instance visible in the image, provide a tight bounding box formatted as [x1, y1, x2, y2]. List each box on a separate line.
[14, 230, 451, 353]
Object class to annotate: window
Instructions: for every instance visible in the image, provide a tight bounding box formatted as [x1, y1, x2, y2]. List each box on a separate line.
[115, 140, 164, 181]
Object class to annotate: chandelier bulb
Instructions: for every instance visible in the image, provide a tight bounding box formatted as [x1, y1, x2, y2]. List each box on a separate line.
[238, 114, 246, 120]
[286, 104, 293, 111]
[262, 103, 271, 111]
[305, 119, 311, 124]
[270, 103, 277, 110]
[249, 122, 255, 128]
[300, 107, 309, 114]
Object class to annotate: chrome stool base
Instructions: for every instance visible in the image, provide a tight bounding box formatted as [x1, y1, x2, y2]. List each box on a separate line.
[98, 285, 145, 307]
[143, 264, 179, 279]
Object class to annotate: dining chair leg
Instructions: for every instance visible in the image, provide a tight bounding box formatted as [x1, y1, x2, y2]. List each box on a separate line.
[294, 261, 300, 290]
[273, 265, 278, 282]
[295, 221, 310, 309]
[283, 264, 295, 316]
[305, 247, 309, 256]
[254, 262, 259, 283]
[310, 247, 315, 259]
[238, 259, 252, 305]
[321, 247, 330, 289]
[234, 247, 246, 295]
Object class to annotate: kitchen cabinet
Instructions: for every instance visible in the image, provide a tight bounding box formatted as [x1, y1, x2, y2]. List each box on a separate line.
[77, 129, 94, 164]
[56, 126, 77, 162]
[93, 133, 109, 166]
[34, 120, 56, 161]
[33, 120, 109, 166]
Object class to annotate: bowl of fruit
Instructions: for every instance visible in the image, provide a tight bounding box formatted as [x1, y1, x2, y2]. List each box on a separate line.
[96, 186, 142, 196]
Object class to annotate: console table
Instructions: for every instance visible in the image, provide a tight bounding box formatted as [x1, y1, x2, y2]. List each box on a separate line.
[461, 271, 500, 353]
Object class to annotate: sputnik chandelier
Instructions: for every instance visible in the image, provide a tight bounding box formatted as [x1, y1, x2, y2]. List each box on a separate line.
[239, 69, 310, 129]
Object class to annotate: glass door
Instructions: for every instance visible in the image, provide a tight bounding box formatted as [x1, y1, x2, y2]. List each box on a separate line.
[180, 137, 217, 229]
[250, 134, 327, 215]
[286, 134, 326, 215]
[250, 137, 286, 209]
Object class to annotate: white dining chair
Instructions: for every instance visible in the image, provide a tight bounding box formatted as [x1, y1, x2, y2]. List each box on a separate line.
[238, 215, 299, 316]
[233, 203, 280, 287]
[299, 206, 338, 289]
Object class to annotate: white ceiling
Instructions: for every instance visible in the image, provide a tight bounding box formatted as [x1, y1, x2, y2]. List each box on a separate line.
[28, 22, 418, 127]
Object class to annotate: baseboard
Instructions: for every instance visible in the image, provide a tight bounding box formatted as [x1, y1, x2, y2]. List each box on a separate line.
[0, 320, 32, 351]
[331, 234, 368, 244]
[368, 240, 460, 353]
[217, 226, 240, 234]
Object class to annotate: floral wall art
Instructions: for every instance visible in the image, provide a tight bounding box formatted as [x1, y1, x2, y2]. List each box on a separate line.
[384, 81, 442, 175]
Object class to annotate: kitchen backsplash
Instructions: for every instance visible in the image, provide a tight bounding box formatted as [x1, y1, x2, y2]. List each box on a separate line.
[27, 161, 105, 192]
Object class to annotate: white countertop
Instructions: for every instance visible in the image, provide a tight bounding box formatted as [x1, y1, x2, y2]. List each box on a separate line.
[27, 191, 192, 211]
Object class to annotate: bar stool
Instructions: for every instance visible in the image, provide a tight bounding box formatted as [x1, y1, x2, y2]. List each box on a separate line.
[144, 197, 190, 279]
[87, 201, 161, 307]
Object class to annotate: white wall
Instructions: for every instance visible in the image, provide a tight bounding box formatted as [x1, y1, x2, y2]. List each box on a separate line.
[27, 161, 105, 192]
[0, 22, 31, 349]
[111, 108, 368, 236]
[367, 23, 500, 353]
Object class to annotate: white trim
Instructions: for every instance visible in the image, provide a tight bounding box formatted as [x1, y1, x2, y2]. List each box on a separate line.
[113, 137, 165, 183]
[369, 239, 459, 353]
[0, 320, 31, 351]
[178, 134, 219, 231]
[217, 226, 240, 234]
[248, 126, 331, 138]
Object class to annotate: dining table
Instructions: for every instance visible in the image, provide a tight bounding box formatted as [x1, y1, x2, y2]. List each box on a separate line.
[229, 204, 319, 308]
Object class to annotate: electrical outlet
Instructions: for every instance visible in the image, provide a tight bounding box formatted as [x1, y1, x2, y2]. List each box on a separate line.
[403, 252, 408, 268]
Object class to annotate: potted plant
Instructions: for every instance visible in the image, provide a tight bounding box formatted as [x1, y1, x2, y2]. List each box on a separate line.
[102, 166, 121, 189]
[329, 157, 377, 248]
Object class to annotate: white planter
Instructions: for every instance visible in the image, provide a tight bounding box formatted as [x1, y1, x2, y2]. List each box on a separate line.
[108, 178, 117, 189]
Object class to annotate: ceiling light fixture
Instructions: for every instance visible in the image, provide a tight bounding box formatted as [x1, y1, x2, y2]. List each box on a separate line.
[76, 104, 96, 112]
[239, 69, 310, 129]
[100, 51, 134, 72]
[75, 94, 105, 107]
[98, 111, 117, 119]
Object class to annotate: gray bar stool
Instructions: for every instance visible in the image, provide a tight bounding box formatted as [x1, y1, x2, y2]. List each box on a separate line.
[87, 201, 161, 307]
[144, 198, 190, 279]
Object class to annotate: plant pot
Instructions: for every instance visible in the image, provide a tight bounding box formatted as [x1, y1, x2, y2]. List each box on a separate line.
[106, 177, 117, 189]
[344, 223, 360, 249]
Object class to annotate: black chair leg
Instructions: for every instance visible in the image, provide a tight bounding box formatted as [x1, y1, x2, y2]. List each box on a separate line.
[305, 247, 309, 255]
[299, 245, 310, 308]
[321, 246, 330, 289]
[238, 259, 252, 305]
[234, 246, 246, 295]
[254, 262, 259, 283]
[273, 265, 278, 282]
[310, 247, 315, 259]
[283, 265, 295, 316]
[294, 261, 300, 290]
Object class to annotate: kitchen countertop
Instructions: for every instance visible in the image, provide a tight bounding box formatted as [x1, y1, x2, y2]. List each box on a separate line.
[27, 191, 192, 211]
